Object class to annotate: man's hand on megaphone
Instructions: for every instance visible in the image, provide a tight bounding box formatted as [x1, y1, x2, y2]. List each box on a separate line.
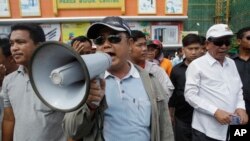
[86, 79, 106, 111]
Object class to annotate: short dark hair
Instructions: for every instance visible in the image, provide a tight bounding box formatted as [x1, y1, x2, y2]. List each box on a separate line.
[182, 34, 201, 47]
[10, 23, 45, 44]
[71, 36, 92, 46]
[236, 26, 250, 39]
[176, 47, 182, 53]
[199, 35, 206, 45]
[0, 38, 11, 57]
[131, 30, 145, 42]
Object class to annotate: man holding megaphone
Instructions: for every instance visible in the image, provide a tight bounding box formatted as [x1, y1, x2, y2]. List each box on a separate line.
[2, 23, 67, 141]
[63, 16, 174, 141]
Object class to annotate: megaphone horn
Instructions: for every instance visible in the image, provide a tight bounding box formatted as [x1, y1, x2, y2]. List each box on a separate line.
[29, 41, 111, 112]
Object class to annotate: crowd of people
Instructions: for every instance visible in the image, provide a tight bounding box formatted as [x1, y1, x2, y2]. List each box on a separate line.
[0, 16, 249, 141]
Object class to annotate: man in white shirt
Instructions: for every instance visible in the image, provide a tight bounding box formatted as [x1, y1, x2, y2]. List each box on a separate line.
[184, 24, 248, 141]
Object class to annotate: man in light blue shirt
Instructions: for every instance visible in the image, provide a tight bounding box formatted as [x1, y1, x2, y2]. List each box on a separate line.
[63, 16, 174, 141]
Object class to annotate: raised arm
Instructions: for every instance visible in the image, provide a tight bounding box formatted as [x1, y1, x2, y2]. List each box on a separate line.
[62, 79, 105, 140]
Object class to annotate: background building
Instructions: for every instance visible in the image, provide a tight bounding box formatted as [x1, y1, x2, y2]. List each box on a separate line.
[0, 0, 189, 56]
[184, 0, 250, 54]
[1, 0, 249, 56]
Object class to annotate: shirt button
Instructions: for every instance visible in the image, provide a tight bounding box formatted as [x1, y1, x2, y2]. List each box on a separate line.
[121, 90, 125, 93]
[120, 81, 123, 84]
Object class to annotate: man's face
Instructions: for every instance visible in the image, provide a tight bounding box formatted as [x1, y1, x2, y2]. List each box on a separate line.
[94, 27, 131, 71]
[130, 37, 147, 64]
[207, 36, 231, 63]
[147, 46, 157, 61]
[10, 30, 37, 67]
[183, 43, 201, 63]
[238, 31, 250, 50]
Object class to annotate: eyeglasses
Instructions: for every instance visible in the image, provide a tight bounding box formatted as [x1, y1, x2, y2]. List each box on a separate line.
[208, 38, 231, 46]
[93, 34, 122, 46]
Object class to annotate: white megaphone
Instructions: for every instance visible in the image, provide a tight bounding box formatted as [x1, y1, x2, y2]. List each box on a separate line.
[29, 41, 111, 112]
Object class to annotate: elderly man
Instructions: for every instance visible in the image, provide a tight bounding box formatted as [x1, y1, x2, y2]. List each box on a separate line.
[184, 24, 248, 141]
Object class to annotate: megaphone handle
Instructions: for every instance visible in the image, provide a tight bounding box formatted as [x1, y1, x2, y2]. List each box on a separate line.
[91, 76, 103, 106]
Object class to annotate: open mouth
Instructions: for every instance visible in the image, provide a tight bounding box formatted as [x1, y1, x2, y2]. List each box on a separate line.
[106, 52, 116, 57]
[218, 51, 227, 54]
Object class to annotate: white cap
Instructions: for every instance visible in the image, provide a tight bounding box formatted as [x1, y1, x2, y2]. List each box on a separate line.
[206, 24, 233, 39]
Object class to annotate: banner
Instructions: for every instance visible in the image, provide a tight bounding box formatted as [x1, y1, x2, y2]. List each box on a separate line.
[53, 0, 125, 15]
[61, 22, 90, 44]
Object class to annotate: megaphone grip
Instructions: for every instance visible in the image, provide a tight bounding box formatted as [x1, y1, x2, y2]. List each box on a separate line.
[91, 78, 101, 106]
[91, 77, 104, 106]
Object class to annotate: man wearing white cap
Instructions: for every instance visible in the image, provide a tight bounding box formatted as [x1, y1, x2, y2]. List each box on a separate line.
[184, 24, 248, 141]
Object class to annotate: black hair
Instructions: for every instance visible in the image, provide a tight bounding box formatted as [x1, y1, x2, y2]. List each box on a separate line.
[71, 35, 92, 46]
[236, 26, 250, 39]
[11, 23, 45, 44]
[176, 47, 182, 54]
[131, 30, 146, 42]
[182, 34, 201, 47]
[0, 38, 11, 57]
[199, 35, 206, 45]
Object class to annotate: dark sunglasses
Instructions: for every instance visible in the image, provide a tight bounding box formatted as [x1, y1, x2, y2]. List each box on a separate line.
[208, 38, 231, 46]
[94, 34, 122, 46]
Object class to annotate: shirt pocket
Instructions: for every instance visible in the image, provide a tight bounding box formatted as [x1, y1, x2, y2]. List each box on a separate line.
[122, 95, 151, 126]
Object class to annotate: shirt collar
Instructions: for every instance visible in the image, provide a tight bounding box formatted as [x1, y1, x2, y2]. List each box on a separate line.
[104, 61, 140, 79]
[206, 52, 229, 66]
[231, 53, 250, 61]
[17, 65, 25, 74]
[231, 53, 239, 59]
[180, 59, 188, 67]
